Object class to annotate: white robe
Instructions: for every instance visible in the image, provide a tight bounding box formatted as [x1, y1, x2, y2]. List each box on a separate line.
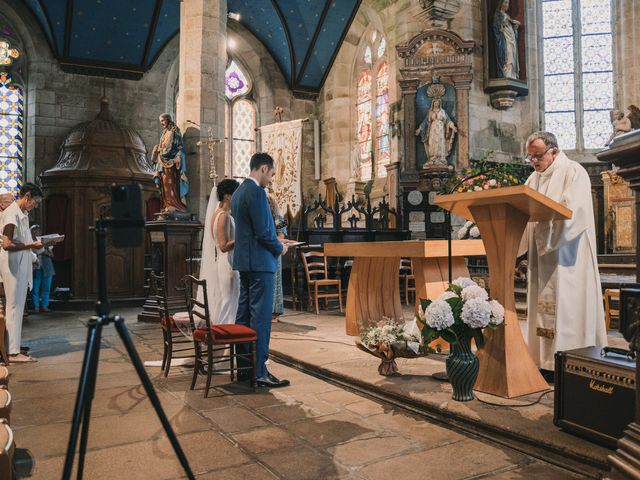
[0, 202, 34, 355]
[522, 151, 607, 370]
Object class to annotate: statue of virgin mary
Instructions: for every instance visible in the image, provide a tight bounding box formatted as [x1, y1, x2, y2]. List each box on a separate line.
[493, 0, 520, 79]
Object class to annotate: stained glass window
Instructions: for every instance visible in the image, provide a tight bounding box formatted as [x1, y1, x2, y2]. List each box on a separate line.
[377, 37, 386, 59]
[375, 61, 390, 177]
[363, 46, 372, 65]
[224, 60, 255, 178]
[356, 34, 390, 181]
[0, 70, 23, 195]
[225, 60, 250, 100]
[0, 40, 19, 66]
[542, 0, 613, 150]
[357, 69, 372, 181]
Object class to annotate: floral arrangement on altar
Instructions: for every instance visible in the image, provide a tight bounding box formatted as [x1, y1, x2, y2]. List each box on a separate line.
[357, 318, 425, 376]
[453, 170, 521, 193]
[457, 220, 480, 240]
[418, 277, 505, 401]
[419, 277, 504, 347]
[442, 151, 530, 195]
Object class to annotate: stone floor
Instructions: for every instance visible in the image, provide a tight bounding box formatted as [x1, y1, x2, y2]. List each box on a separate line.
[8, 308, 599, 479]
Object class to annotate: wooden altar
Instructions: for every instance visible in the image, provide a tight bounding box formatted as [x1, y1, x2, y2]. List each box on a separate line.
[324, 240, 485, 336]
[435, 185, 572, 398]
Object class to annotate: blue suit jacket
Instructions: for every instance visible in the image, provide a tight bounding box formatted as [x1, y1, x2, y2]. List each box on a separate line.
[231, 179, 282, 273]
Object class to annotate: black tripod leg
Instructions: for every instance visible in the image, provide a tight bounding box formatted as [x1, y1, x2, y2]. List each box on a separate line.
[76, 318, 105, 480]
[62, 319, 102, 480]
[113, 316, 195, 480]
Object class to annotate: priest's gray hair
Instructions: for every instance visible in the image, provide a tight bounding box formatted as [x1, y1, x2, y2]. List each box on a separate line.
[526, 131, 559, 150]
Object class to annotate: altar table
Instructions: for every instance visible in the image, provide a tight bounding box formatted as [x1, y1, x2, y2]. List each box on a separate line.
[323, 240, 485, 336]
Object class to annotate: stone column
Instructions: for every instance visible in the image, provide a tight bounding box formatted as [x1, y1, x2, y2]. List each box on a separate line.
[176, 0, 227, 220]
[400, 79, 420, 175]
[614, 0, 640, 109]
[452, 74, 472, 170]
[385, 161, 401, 228]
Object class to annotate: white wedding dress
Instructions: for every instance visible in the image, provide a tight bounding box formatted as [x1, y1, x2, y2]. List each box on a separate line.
[197, 186, 240, 325]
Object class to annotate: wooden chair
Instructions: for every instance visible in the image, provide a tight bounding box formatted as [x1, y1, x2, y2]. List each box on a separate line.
[300, 251, 343, 315]
[0, 367, 8, 388]
[400, 259, 416, 305]
[0, 419, 14, 480]
[604, 288, 620, 330]
[150, 272, 193, 377]
[182, 275, 257, 397]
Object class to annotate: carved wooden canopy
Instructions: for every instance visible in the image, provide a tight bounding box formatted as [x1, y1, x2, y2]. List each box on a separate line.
[396, 29, 475, 79]
[43, 97, 154, 182]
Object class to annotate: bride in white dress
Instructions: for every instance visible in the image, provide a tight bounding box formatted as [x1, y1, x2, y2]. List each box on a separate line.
[197, 179, 240, 325]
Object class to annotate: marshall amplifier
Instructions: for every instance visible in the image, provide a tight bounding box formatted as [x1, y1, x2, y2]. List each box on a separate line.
[554, 346, 635, 448]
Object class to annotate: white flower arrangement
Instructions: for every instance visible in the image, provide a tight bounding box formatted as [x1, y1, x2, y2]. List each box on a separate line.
[452, 277, 477, 289]
[422, 300, 455, 330]
[438, 291, 458, 302]
[489, 299, 505, 325]
[456, 221, 481, 240]
[418, 281, 504, 347]
[460, 297, 492, 328]
[360, 318, 420, 351]
[461, 284, 489, 302]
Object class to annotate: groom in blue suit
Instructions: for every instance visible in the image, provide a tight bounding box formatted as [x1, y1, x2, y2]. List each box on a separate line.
[232, 153, 290, 388]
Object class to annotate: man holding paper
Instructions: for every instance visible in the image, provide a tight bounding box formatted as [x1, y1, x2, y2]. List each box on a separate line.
[0, 183, 44, 363]
[520, 131, 607, 378]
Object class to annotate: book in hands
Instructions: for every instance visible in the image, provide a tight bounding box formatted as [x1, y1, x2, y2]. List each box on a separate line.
[284, 241, 306, 247]
[37, 234, 65, 245]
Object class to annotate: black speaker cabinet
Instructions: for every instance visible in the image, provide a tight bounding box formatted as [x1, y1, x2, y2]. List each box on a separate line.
[554, 346, 635, 448]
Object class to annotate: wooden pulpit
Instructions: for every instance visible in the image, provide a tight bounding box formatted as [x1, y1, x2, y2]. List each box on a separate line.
[435, 185, 573, 398]
[324, 240, 485, 336]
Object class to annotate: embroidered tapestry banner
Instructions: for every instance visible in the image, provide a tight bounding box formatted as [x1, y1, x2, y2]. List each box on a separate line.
[259, 119, 303, 218]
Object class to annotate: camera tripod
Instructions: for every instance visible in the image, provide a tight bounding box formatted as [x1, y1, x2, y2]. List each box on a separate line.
[62, 218, 195, 479]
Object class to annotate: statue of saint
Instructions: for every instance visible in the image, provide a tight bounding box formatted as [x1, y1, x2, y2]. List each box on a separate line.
[152, 113, 188, 213]
[493, 0, 520, 80]
[350, 144, 361, 180]
[606, 110, 632, 146]
[415, 98, 457, 167]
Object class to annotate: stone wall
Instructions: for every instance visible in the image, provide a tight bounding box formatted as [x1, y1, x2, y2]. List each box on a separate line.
[614, 0, 640, 112]
[317, 0, 540, 199]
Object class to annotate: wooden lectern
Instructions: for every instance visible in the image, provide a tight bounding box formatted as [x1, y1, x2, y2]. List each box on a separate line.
[435, 185, 572, 398]
[324, 240, 485, 336]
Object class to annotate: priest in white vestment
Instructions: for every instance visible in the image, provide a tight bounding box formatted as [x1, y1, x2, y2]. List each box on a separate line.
[520, 131, 607, 373]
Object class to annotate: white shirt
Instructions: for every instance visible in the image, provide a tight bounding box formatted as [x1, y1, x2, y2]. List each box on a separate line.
[247, 176, 261, 187]
[0, 201, 34, 288]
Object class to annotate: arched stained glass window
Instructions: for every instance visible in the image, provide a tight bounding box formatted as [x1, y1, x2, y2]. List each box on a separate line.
[357, 69, 372, 181]
[0, 36, 23, 195]
[355, 33, 390, 181]
[541, 0, 613, 150]
[224, 60, 256, 178]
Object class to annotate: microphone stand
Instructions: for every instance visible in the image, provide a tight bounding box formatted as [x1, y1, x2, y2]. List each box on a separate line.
[445, 170, 491, 283]
[432, 170, 493, 382]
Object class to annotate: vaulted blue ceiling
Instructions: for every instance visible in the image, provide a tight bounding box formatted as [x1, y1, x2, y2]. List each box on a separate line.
[21, 0, 362, 93]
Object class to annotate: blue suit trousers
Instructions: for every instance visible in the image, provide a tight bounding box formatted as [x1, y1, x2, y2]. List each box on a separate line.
[236, 271, 274, 378]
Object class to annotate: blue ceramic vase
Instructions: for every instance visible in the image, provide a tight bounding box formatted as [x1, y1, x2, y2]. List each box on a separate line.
[445, 337, 479, 401]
